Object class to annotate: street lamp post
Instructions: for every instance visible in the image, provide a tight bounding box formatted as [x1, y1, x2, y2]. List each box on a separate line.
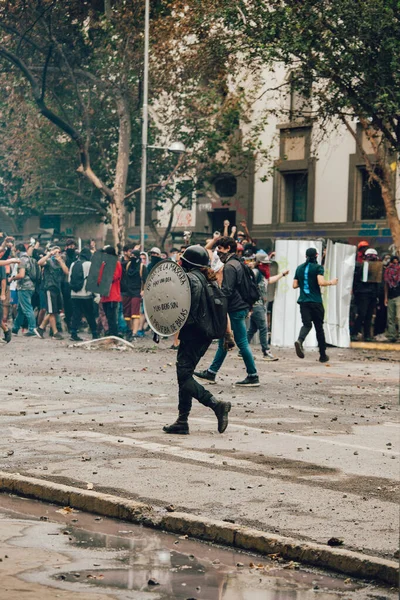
[139, 0, 150, 252]
[139, 1, 187, 251]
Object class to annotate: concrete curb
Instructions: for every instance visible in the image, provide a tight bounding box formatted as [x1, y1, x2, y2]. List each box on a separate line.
[0, 471, 397, 587]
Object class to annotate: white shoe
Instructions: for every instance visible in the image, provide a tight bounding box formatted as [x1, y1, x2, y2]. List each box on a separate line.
[263, 350, 278, 361]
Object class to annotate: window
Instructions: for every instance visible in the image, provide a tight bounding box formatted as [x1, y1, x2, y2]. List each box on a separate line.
[40, 214, 61, 232]
[214, 174, 237, 198]
[360, 168, 385, 220]
[284, 172, 308, 222]
[289, 72, 312, 121]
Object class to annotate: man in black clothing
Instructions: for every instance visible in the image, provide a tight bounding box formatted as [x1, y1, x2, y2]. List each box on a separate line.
[351, 248, 380, 341]
[293, 247, 338, 362]
[61, 239, 78, 331]
[163, 245, 231, 435]
[195, 236, 259, 387]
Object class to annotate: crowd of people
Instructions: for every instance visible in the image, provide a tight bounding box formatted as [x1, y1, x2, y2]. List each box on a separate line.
[0, 226, 398, 356]
[351, 241, 400, 343]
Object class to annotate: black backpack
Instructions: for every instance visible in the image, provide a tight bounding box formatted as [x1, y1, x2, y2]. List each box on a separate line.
[70, 260, 85, 292]
[27, 257, 41, 286]
[238, 261, 260, 306]
[191, 271, 228, 340]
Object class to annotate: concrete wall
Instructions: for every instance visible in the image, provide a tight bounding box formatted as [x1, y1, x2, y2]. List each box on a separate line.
[312, 122, 355, 223]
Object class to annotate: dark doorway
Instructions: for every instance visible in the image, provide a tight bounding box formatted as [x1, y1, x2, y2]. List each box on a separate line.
[208, 209, 236, 235]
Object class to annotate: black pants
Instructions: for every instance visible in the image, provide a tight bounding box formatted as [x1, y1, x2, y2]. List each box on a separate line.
[353, 294, 376, 339]
[298, 302, 326, 355]
[177, 338, 215, 416]
[61, 282, 73, 330]
[71, 298, 97, 336]
[102, 301, 119, 337]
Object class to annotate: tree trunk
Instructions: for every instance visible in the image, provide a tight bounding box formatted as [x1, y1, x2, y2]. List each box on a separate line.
[112, 94, 131, 250]
[344, 118, 400, 251]
[380, 179, 400, 251]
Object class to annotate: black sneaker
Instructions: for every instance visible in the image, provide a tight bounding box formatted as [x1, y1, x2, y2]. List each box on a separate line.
[294, 340, 305, 359]
[12, 329, 18, 335]
[53, 332, 64, 340]
[34, 327, 44, 339]
[4, 330, 11, 343]
[24, 331, 36, 337]
[194, 369, 216, 384]
[213, 400, 231, 433]
[319, 354, 330, 363]
[70, 334, 84, 342]
[163, 420, 189, 434]
[235, 375, 260, 387]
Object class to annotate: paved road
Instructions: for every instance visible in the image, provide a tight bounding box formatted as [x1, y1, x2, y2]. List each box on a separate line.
[0, 335, 398, 563]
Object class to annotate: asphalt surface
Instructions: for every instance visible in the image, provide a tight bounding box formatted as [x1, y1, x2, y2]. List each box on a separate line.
[2, 494, 396, 600]
[0, 333, 398, 565]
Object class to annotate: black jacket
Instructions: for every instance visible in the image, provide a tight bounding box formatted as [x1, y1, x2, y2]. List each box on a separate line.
[121, 260, 147, 296]
[179, 269, 210, 341]
[222, 255, 250, 312]
[353, 263, 379, 297]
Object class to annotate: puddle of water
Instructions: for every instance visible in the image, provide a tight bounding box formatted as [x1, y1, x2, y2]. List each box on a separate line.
[0, 494, 395, 600]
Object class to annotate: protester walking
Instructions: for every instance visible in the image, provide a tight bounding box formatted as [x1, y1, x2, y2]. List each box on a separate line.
[293, 247, 338, 362]
[195, 236, 260, 386]
[163, 245, 231, 435]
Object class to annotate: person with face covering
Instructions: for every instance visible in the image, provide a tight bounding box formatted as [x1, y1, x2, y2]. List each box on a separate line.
[100, 246, 122, 337]
[121, 248, 147, 341]
[61, 239, 78, 332]
[68, 247, 98, 342]
[374, 253, 391, 337]
[163, 245, 231, 435]
[148, 247, 163, 273]
[351, 248, 379, 342]
[293, 247, 338, 362]
[384, 255, 400, 342]
[194, 236, 260, 387]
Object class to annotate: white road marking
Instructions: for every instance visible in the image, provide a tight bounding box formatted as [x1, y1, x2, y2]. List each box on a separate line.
[0, 388, 42, 398]
[191, 419, 400, 456]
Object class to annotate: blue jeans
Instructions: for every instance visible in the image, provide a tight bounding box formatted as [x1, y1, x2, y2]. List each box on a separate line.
[14, 289, 36, 333]
[209, 309, 257, 376]
[247, 304, 269, 352]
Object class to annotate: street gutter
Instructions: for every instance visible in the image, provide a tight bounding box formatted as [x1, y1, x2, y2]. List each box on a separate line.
[0, 471, 397, 587]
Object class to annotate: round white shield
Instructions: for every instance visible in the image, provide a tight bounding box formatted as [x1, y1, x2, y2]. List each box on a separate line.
[143, 260, 191, 336]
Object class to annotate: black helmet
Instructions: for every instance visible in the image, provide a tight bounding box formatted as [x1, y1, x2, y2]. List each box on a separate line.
[181, 245, 209, 268]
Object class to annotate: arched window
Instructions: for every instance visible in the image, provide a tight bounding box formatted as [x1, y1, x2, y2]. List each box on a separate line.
[214, 174, 237, 198]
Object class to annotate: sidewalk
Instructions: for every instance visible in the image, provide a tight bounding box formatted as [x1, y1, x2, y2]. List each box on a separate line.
[0, 336, 398, 565]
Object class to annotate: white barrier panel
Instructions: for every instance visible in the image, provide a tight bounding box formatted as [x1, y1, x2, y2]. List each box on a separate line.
[271, 240, 322, 348]
[323, 240, 356, 348]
